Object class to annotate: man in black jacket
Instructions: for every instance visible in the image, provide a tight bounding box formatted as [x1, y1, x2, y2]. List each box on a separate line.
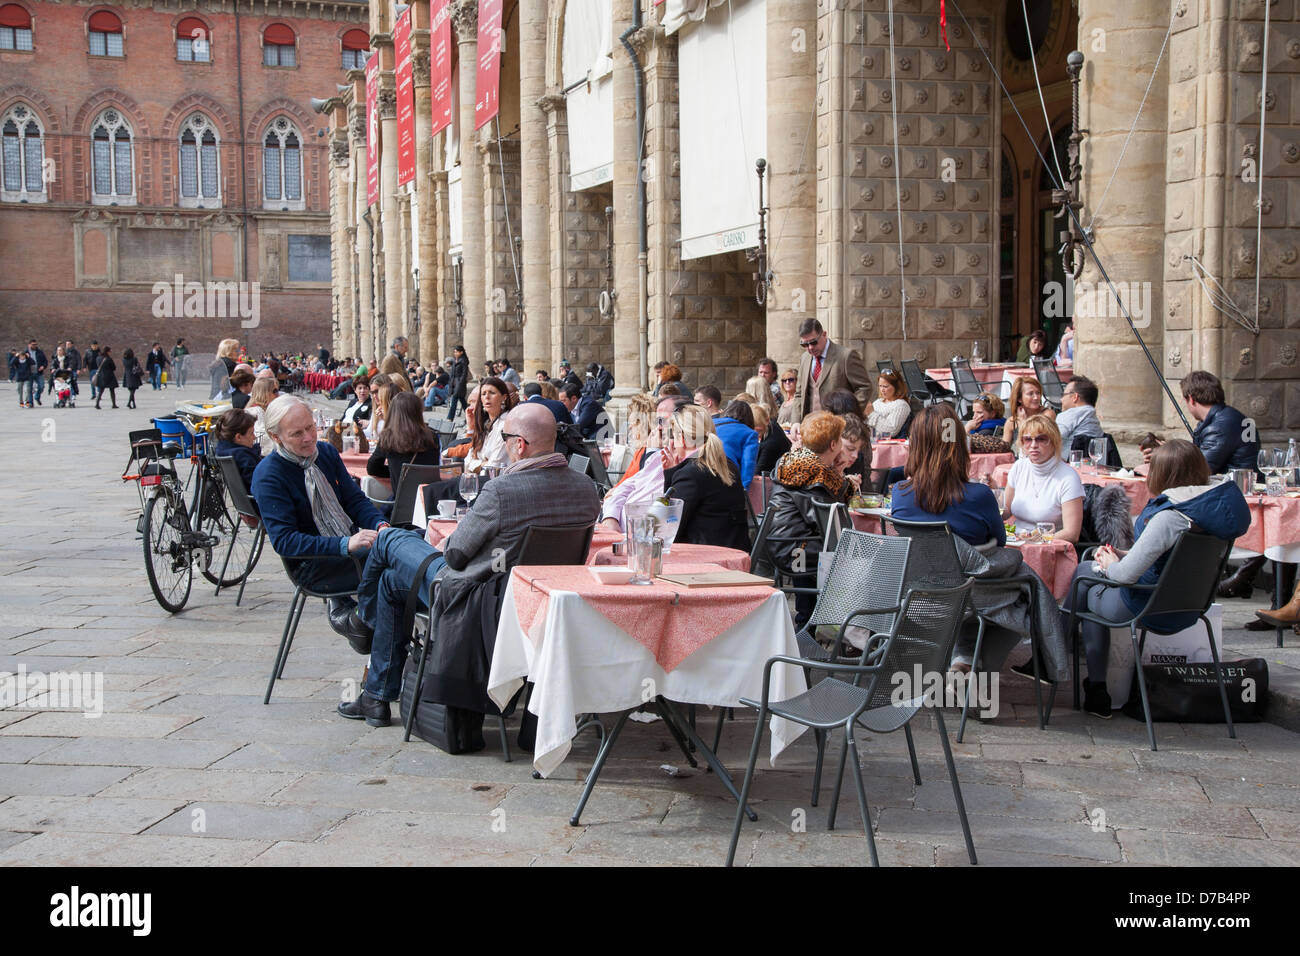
[1181, 370, 1260, 474]
[27, 340, 46, 406]
[522, 381, 572, 425]
[146, 343, 169, 390]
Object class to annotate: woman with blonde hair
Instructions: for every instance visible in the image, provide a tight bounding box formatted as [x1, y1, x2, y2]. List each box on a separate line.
[776, 367, 800, 426]
[210, 337, 241, 400]
[247, 376, 281, 454]
[661, 403, 749, 550]
[745, 374, 778, 416]
[366, 380, 398, 440]
[1002, 414, 1084, 543]
[751, 401, 791, 473]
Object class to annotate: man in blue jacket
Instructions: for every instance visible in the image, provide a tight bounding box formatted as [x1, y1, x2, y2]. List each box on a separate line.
[1181, 370, 1260, 474]
[252, 396, 389, 650]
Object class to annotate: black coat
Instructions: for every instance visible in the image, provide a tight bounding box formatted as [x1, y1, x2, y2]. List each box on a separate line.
[95, 356, 118, 389]
[1193, 403, 1260, 474]
[145, 349, 168, 372]
[366, 432, 442, 488]
[664, 457, 750, 552]
[755, 421, 792, 474]
[215, 439, 263, 491]
[449, 356, 470, 399]
[122, 356, 143, 390]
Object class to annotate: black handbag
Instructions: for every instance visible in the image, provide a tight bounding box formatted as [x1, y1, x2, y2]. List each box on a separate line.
[396, 554, 485, 753]
[1122, 658, 1268, 723]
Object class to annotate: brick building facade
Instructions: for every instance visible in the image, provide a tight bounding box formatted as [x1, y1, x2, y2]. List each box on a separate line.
[322, 0, 1298, 440]
[0, 0, 368, 358]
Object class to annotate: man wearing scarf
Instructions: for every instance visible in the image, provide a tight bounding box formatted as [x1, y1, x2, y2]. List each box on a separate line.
[338, 402, 601, 729]
[252, 397, 389, 650]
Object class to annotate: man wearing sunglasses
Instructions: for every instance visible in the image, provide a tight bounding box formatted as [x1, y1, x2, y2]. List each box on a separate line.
[791, 317, 872, 418]
[337, 402, 600, 733]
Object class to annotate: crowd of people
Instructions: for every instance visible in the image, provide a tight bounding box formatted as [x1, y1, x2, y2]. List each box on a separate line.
[7, 338, 194, 409]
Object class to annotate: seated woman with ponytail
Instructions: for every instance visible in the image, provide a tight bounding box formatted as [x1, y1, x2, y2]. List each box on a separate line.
[213, 408, 264, 490]
[1061, 439, 1251, 719]
[661, 403, 750, 551]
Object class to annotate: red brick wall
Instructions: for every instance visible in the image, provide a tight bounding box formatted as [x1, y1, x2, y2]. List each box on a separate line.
[0, 0, 364, 353]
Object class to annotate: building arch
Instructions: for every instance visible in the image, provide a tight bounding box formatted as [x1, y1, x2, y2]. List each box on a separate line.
[161, 93, 235, 141]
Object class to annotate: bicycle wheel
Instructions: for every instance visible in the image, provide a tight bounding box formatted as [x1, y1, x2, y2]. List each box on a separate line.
[197, 466, 264, 585]
[143, 491, 193, 613]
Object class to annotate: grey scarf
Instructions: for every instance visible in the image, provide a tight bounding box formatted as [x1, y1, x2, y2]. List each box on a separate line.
[275, 444, 355, 539]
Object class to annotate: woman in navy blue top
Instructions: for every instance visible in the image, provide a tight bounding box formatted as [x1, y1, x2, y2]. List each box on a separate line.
[213, 408, 263, 491]
[891, 404, 1006, 547]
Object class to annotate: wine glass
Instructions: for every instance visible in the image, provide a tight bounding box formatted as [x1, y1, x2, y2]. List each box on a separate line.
[1258, 448, 1273, 482]
[1068, 450, 1086, 470]
[1088, 438, 1106, 472]
[1285, 443, 1299, 489]
[458, 472, 479, 510]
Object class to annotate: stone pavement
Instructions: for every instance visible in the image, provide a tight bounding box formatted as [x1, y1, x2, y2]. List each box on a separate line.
[1, 381, 1298, 867]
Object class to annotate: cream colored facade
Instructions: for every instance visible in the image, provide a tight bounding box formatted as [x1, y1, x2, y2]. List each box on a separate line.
[317, 0, 1300, 439]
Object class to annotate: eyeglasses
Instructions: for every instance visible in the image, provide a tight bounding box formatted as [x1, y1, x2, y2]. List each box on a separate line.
[781, 377, 797, 384]
[1021, 435, 1050, 444]
[799, 340, 820, 349]
[501, 431, 528, 446]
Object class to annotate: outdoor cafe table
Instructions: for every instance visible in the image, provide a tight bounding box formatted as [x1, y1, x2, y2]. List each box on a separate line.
[590, 541, 751, 570]
[990, 461, 1150, 517]
[925, 362, 1067, 398]
[1236, 493, 1300, 564]
[304, 371, 346, 393]
[871, 440, 1013, 482]
[487, 564, 808, 805]
[424, 519, 624, 553]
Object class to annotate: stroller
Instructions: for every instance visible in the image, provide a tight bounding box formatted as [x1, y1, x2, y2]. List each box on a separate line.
[53, 372, 74, 408]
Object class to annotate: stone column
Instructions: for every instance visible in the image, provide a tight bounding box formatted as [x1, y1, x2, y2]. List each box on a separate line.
[610, 0, 641, 397]
[766, 0, 817, 371]
[519, 0, 551, 376]
[1075, 0, 1168, 434]
[453, 0, 486, 379]
[540, 93, 569, 366]
[330, 133, 355, 359]
[378, 35, 403, 351]
[350, 96, 375, 362]
[411, 2, 437, 365]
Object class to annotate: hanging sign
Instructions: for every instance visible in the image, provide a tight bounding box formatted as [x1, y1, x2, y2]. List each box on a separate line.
[395, 9, 416, 185]
[365, 53, 380, 205]
[474, 0, 504, 129]
[431, 0, 453, 136]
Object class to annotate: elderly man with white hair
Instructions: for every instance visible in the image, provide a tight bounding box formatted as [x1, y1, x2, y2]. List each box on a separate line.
[337, 401, 601, 731]
[251, 395, 389, 650]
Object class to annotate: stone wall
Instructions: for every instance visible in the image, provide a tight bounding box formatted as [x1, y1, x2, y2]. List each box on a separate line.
[484, 138, 524, 364]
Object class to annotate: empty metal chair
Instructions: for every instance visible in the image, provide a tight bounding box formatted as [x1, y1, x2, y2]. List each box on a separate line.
[725, 579, 977, 866]
[1032, 357, 1066, 411]
[949, 358, 986, 418]
[264, 553, 363, 704]
[900, 359, 956, 408]
[388, 462, 444, 528]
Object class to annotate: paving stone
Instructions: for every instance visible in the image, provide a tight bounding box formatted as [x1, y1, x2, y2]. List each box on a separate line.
[912, 780, 1087, 821]
[0, 795, 185, 834]
[32, 737, 242, 769]
[0, 831, 271, 866]
[97, 768, 301, 803]
[1247, 808, 1300, 841]
[1198, 777, 1300, 810]
[935, 845, 1120, 866]
[873, 808, 1123, 861]
[747, 830, 936, 866]
[975, 742, 1140, 769]
[0, 712, 198, 738]
[318, 808, 585, 856]
[1116, 829, 1299, 866]
[567, 821, 742, 865]
[1020, 764, 1210, 802]
[249, 840, 538, 866]
[207, 741, 399, 775]
[0, 831, 34, 854]
[273, 772, 513, 813]
[0, 764, 138, 797]
[145, 802, 350, 842]
[1086, 795, 1265, 838]
[0, 734, 66, 762]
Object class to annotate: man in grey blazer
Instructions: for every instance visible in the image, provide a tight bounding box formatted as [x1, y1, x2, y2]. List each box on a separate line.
[339, 402, 601, 725]
[791, 317, 873, 419]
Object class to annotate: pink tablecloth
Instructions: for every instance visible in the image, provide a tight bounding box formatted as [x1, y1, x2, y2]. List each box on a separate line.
[1011, 539, 1079, 601]
[1235, 495, 1300, 562]
[425, 520, 622, 554]
[509, 564, 774, 672]
[590, 542, 750, 570]
[340, 449, 370, 480]
[990, 462, 1150, 517]
[869, 441, 1012, 482]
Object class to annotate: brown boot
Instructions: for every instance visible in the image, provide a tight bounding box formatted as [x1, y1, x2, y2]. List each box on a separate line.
[1256, 581, 1300, 627]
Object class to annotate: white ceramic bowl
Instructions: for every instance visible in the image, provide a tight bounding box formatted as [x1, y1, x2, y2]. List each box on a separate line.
[588, 566, 635, 585]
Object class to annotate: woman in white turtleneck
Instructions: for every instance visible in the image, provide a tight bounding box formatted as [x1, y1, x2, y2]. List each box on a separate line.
[1002, 413, 1084, 543]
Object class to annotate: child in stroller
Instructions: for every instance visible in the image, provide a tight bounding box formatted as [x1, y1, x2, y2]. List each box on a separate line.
[53, 371, 75, 408]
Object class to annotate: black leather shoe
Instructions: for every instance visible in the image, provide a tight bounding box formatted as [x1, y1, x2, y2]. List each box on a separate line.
[338, 692, 391, 727]
[1245, 617, 1277, 631]
[1217, 555, 1266, 599]
[327, 601, 373, 655]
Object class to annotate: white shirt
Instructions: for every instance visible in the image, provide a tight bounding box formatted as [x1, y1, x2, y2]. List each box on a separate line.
[867, 398, 911, 438]
[466, 416, 509, 473]
[600, 450, 665, 530]
[1007, 455, 1084, 534]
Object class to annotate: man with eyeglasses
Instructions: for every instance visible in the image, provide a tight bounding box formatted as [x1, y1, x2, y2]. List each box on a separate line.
[336, 402, 600, 731]
[791, 317, 872, 418]
[1055, 375, 1104, 461]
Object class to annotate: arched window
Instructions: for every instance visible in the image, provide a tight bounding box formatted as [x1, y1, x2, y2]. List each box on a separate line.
[263, 23, 295, 66]
[341, 29, 369, 70]
[91, 108, 133, 203]
[88, 10, 123, 57]
[263, 117, 303, 208]
[2, 104, 44, 201]
[0, 4, 33, 50]
[178, 112, 219, 206]
[343, 29, 369, 70]
[176, 16, 209, 62]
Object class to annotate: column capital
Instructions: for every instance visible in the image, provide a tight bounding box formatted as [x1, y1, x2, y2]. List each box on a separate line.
[371, 32, 393, 49]
[411, 47, 431, 84]
[451, 0, 478, 41]
[378, 87, 398, 120]
[330, 138, 350, 165]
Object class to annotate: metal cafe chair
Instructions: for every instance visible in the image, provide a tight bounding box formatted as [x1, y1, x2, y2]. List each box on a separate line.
[264, 553, 363, 705]
[212, 455, 267, 606]
[1032, 357, 1067, 412]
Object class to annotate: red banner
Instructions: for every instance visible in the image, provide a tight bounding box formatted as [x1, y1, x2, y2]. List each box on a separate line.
[395, 9, 415, 185]
[474, 0, 503, 130]
[430, 0, 453, 137]
[365, 53, 380, 206]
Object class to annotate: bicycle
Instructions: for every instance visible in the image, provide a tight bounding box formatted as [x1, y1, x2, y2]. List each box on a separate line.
[124, 414, 264, 612]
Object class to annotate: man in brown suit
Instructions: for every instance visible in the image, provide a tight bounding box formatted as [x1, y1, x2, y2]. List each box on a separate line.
[792, 317, 873, 418]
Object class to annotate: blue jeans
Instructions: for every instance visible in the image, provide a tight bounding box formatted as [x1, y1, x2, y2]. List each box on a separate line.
[355, 529, 446, 702]
[31, 374, 43, 402]
[151, 366, 162, 389]
[423, 386, 448, 410]
[1060, 561, 1133, 682]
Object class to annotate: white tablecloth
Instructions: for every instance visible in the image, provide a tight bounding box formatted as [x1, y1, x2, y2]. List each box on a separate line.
[488, 577, 809, 777]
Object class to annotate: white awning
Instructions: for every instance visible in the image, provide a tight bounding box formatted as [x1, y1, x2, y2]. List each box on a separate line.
[448, 165, 462, 251]
[562, 0, 614, 191]
[677, 0, 767, 260]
